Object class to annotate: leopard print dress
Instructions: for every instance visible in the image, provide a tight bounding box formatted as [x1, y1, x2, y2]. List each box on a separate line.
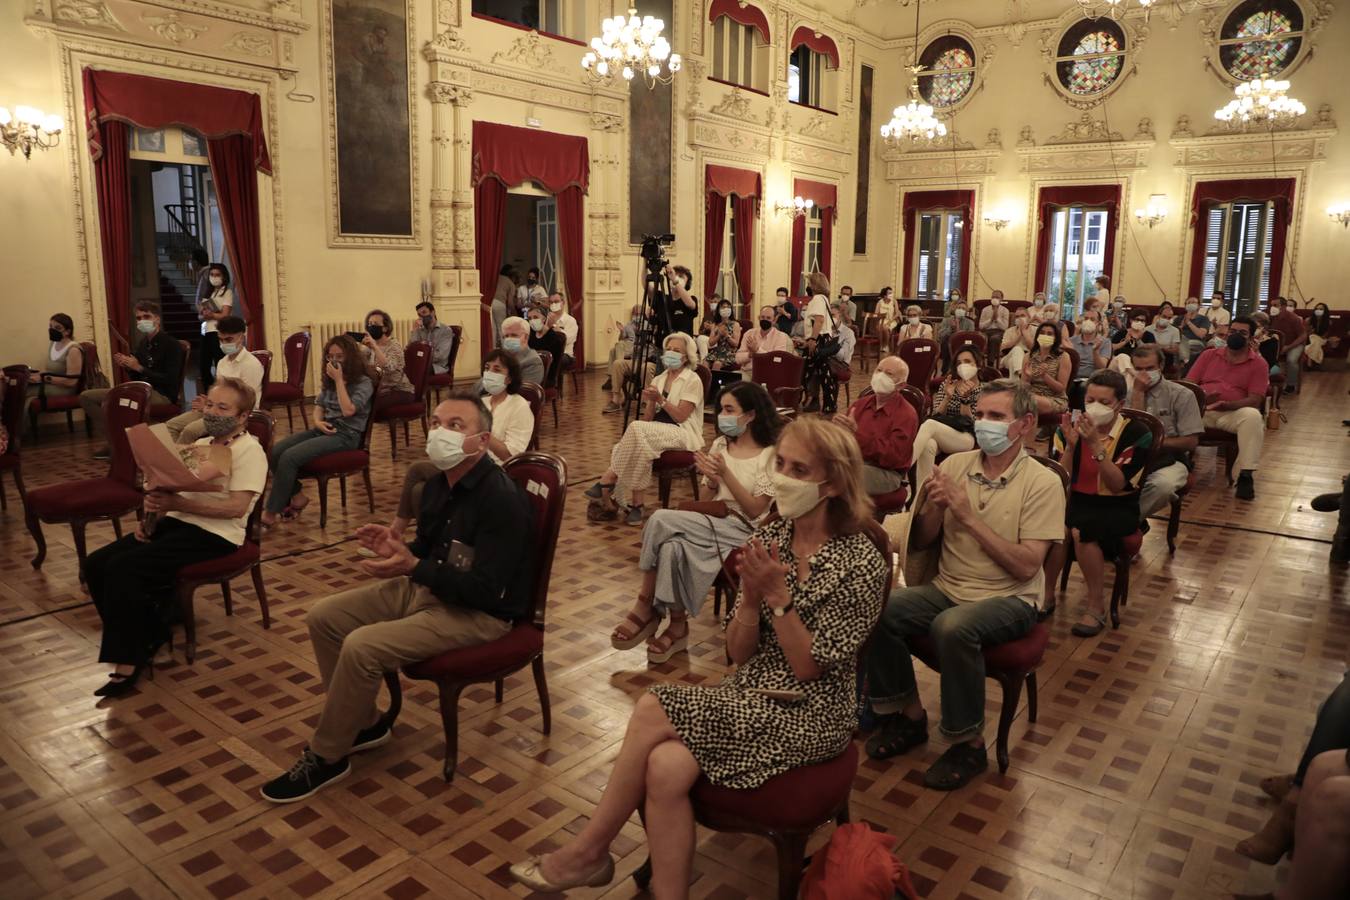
[650, 518, 889, 789]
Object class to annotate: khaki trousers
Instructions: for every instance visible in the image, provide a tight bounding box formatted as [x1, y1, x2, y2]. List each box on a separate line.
[1203, 407, 1264, 474]
[79, 387, 171, 434]
[307, 576, 512, 761]
[165, 409, 207, 444]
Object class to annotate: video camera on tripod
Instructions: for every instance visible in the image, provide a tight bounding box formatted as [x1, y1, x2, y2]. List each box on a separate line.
[623, 232, 677, 427]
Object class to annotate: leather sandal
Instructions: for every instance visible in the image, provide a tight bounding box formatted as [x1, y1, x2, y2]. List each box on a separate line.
[922, 741, 989, 791]
[865, 712, 929, 760]
[611, 602, 659, 650]
[1070, 609, 1107, 637]
[510, 853, 615, 892]
[646, 617, 688, 664]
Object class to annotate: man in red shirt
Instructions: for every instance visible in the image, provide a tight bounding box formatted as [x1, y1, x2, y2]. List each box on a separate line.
[1186, 315, 1269, 500]
[833, 355, 917, 495]
[1269, 296, 1308, 394]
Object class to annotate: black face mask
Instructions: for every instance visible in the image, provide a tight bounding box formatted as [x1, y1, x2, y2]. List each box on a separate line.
[527, 278, 538, 286]
[1227, 333, 1248, 352]
[367, 324, 384, 339]
[759, 319, 772, 331]
[420, 315, 434, 328]
[48, 327, 63, 341]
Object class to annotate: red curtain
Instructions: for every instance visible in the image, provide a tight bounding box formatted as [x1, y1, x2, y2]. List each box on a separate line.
[92, 120, 133, 345]
[789, 178, 837, 296]
[472, 121, 589, 193]
[794, 178, 837, 213]
[901, 189, 973, 299]
[207, 136, 265, 349]
[820, 214, 833, 282]
[1186, 178, 1295, 299]
[789, 26, 840, 67]
[474, 178, 508, 355]
[1032, 184, 1121, 296]
[709, 0, 770, 41]
[556, 185, 587, 368]
[732, 194, 757, 310]
[704, 194, 728, 304]
[790, 215, 806, 298]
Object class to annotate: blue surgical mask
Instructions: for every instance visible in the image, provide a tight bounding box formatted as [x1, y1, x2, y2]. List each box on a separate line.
[662, 351, 684, 370]
[503, 337, 522, 352]
[717, 413, 746, 437]
[136, 319, 156, 334]
[973, 420, 1015, 455]
[219, 342, 240, 356]
[481, 371, 507, 395]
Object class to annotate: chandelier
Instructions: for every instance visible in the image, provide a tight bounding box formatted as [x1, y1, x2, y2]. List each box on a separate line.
[1214, 76, 1306, 126]
[581, 6, 681, 89]
[0, 105, 63, 160]
[880, 0, 946, 144]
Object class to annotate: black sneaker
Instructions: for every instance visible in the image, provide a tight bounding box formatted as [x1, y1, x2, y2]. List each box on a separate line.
[261, 749, 350, 803]
[1235, 471, 1256, 501]
[92, 446, 111, 461]
[1311, 492, 1343, 513]
[350, 718, 392, 753]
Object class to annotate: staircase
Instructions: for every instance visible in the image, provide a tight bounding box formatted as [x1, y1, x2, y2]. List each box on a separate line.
[154, 166, 209, 351]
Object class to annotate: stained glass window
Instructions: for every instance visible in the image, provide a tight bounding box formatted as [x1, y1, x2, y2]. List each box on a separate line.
[1220, 1, 1304, 80]
[918, 36, 976, 108]
[1055, 19, 1126, 96]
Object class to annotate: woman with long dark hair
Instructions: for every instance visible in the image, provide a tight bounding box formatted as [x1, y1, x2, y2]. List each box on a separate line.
[1306, 301, 1332, 367]
[28, 312, 83, 398]
[198, 263, 234, 389]
[1023, 321, 1071, 414]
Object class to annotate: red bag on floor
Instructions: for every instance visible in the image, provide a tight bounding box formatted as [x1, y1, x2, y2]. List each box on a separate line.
[799, 823, 918, 900]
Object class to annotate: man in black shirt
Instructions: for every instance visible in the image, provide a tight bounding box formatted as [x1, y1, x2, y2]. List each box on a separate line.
[661, 263, 698, 338]
[262, 393, 535, 803]
[79, 299, 183, 459]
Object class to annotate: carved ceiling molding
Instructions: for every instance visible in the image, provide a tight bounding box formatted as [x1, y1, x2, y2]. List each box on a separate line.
[1014, 140, 1153, 174]
[889, 18, 998, 120]
[466, 70, 594, 114]
[1045, 112, 1123, 145]
[39, 0, 310, 36]
[689, 118, 771, 158]
[426, 44, 613, 106]
[1168, 128, 1336, 170]
[488, 29, 568, 74]
[707, 88, 764, 125]
[882, 148, 1001, 182]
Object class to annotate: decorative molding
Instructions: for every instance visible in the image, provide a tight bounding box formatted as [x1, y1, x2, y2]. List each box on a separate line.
[467, 69, 593, 113]
[1017, 125, 1035, 147]
[1171, 114, 1194, 140]
[1196, 0, 1331, 87]
[140, 11, 209, 44]
[881, 144, 1001, 182]
[1045, 112, 1123, 145]
[708, 90, 758, 124]
[1015, 139, 1153, 174]
[1169, 127, 1336, 170]
[799, 114, 834, 140]
[1134, 116, 1154, 141]
[223, 31, 273, 59]
[436, 0, 460, 29]
[429, 25, 468, 53]
[489, 29, 566, 73]
[689, 120, 771, 157]
[590, 111, 623, 132]
[428, 81, 473, 105]
[985, 128, 1002, 150]
[682, 58, 704, 112]
[893, 18, 998, 119]
[52, 0, 124, 31]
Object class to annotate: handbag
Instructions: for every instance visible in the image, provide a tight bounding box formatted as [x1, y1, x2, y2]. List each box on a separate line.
[929, 413, 973, 434]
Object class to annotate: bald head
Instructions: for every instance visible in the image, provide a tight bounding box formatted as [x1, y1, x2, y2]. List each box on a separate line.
[877, 355, 909, 384]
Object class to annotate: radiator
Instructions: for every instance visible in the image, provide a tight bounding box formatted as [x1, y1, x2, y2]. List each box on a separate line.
[303, 317, 419, 394]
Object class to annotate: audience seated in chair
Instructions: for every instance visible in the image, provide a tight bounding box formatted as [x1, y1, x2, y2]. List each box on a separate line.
[165, 316, 263, 444]
[610, 382, 784, 665]
[936, 298, 976, 361]
[509, 416, 889, 896]
[1023, 322, 1071, 415]
[261, 335, 374, 526]
[603, 307, 660, 413]
[865, 379, 1065, 790]
[832, 355, 916, 496]
[1187, 315, 1268, 500]
[913, 348, 982, 490]
[874, 287, 899, 350]
[1043, 370, 1154, 637]
[1125, 346, 1202, 523]
[260, 393, 535, 803]
[602, 305, 642, 391]
[82, 300, 180, 460]
[1000, 307, 1036, 375]
[527, 303, 566, 388]
[895, 304, 934, 346]
[410, 300, 457, 375]
[1178, 298, 1211, 364]
[545, 292, 579, 374]
[584, 332, 705, 527]
[978, 291, 1010, 348]
[701, 297, 742, 375]
[1269, 296, 1308, 394]
[27, 312, 83, 403]
[85, 378, 267, 699]
[361, 308, 414, 416]
[799, 272, 839, 414]
[500, 315, 546, 387]
[736, 304, 795, 376]
[1109, 312, 1157, 374]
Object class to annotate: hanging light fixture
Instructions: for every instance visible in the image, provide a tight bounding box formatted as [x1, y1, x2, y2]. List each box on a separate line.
[1214, 76, 1306, 126]
[880, 0, 946, 144]
[581, 4, 681, 90]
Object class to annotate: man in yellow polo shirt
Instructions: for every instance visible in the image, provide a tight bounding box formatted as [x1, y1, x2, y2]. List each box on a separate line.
[864, 379, 1065, 790]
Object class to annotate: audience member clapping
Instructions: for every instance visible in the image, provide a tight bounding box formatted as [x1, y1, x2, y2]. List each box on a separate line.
[912, 348, 981, 490]
[832, 355, 916, 496]
[735, 304, 795, 374]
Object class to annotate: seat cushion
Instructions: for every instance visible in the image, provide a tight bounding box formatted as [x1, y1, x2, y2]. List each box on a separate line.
[374, 403, 425, 422]
[403, 622, 543, 680]
[1201, 427, 1236, 444]
[871, 487, 907, 513]
[911, 621, 1049, 674]
[691, 742, 858, 831]
[30, 395, 80, 412]
[27, 478, 141, 520]
[654, 451, 696, 471]
[262, 383, 304, 403]
[426, 372, 454, 387]
[300, 450, 370, 475]
[149, 404, 180, 422]
[1120, 531, 1143, 558]
[178, 541, 259, 582]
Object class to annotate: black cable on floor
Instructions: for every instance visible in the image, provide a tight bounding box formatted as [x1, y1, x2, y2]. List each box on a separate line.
[1145, 513, 1333, 545]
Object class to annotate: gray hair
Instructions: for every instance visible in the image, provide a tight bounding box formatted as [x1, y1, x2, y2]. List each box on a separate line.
[980, 378, 1037, 419]
[442, 390, 493, 433]
[501, 315, 527, 336]
[1130, 344, 1165, 367]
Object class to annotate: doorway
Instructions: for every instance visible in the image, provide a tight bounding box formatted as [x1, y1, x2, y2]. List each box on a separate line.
[502, 189, 562, 300]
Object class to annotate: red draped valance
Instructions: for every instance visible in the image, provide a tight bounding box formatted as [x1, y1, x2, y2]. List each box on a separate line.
[793, 177, 837, 211]
[1188, 177, 1295, 227]
[901, 190, 973, 300]
[709, 0, 770, 43]
[471, 121, 589, 194]
[82, 69, 271, 173]
[706, 164, 761, 199]
[789, 26, 840, 68]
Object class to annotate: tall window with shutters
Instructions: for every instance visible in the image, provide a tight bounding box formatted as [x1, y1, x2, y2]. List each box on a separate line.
[715, 197, 741, 308]
[1200, 200, 1275, 313]
[1046, 206, 1110, 309]
[912, 210, 965, 301]
[799, 205, 823, 294]
[711, 15, 768, 91]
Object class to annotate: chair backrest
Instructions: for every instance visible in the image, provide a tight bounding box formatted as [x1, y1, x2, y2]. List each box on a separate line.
[896, 338, 939, 389]
[1120, 407, 1167, 476]
[78, 341, 103, 390]
[105, 381, 152, 485]
[357, 373, 382, 451]
[858, 385, 928, 422]
[1175, 380, 1208, 424]
[446, 324, 463, 378]
[2, 365, 28, 458]
[977, 366, 1001, 383]
[536, 350, 554, 388]
[253, 349, 274, 387]
[1029, 454, 1071, 492]
[516, 381, 545, 451]
[282, 331, 310, 389]
[693, 364, 712, 396]
[751, 351, 805, 393]
[403, 340, 433, 400]
[1062, 319, 1077, 338]
[501, 451, 568, 627]
[948, 331, 987, 358]
[243, 411, 275, 543]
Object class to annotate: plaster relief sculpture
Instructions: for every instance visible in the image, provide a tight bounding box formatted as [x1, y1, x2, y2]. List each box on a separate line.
[141, 12, 209, 45]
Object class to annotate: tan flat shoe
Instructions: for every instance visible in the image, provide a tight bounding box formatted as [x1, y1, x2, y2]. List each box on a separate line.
[509, 853, 614, 892]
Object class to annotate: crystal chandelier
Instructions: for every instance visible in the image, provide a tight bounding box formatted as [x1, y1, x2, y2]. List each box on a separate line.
[581, 6, 681, 90]
[0, 105, 63, 160]
[880, 0, 946, 144]
[1214, 76, 1306, 126]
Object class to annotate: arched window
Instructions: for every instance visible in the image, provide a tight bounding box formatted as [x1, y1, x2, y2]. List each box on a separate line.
[918, 36, 976, 108]
[1219, 0, 1304, 80]
[1055, 19, 1127, 96]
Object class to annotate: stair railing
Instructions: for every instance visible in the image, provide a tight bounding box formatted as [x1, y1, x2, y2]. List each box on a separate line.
[162, 204, 208, 282]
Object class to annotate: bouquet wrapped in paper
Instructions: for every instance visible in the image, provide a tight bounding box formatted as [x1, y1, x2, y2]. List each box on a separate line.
[126, 424, 231, 533]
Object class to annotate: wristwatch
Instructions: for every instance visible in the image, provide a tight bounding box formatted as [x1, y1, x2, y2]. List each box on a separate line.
[1092, 448, 1107, 462]
[771, 600, 795, 618]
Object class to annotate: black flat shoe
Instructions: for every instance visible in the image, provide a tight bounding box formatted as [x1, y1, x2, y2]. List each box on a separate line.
[94, 664, 146, 697]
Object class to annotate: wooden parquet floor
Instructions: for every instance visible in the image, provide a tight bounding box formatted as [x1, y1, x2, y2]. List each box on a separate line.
[2, 365, 1348, 899]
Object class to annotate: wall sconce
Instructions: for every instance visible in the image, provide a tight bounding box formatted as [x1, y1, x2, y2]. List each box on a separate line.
[0, 105, 63, 160]
[774, 196, 814, 218]
[982, 212, 1011, 231]
[1328, 203, 1350, 228]
[1134, 194, 1168, 228]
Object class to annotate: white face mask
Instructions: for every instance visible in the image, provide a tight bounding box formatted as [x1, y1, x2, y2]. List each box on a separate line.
[1084, 400, 1116, 426]
[1157, 316, 1173, 327]
[426, 427, 475, 470]
[1130, 321, 1145, 333]
[1211, 298, 1222, 307]
[209, 276, 223, 287]
[907, 316, 920, 326]
[550, 302, 563, 313]
[481, 370, 507, 395]
[772, 472, 827, 520]
[1081, 322, 1097, 336]
[871, 371, 897, 395]
[956, 363, 978, 382]
[991, 298, 1001, 306]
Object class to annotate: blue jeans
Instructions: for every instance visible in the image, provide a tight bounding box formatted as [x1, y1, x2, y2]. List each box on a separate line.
[1284, 345, 1304, 388]
[266, 428, 358, 514]
[866, 584, 1036, 741]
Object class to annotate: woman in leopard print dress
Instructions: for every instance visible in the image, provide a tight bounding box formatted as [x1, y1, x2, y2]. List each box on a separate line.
[511, 417, 889, 897]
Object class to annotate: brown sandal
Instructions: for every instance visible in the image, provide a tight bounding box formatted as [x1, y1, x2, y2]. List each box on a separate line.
[646, 617, 688, 664]
[611, 601, 659, 650]
[1235, 794, 1297, 864]
[1259, 773, 1295, 801]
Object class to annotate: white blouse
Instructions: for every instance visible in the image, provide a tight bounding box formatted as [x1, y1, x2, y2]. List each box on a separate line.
[201, 286, 234, 335]
[707, 436, 776, 523]
[652, 366, 705, 450]
[484, 392, 534, 463]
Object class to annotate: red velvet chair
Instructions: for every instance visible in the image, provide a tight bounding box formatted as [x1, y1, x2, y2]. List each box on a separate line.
[1034, 346, 1080, 440]
[896, 337, 939, 392]
[24, 381, 151, 577]
[946, 331, 987, 370]
[27, 340, 98, 439]
[146, 340, 190, 423]
[297, 375, 381, 529]
[381, 452, 567, 780]
[175, 411, 274, 662]
[252, 349, 273, 389]
[635, 521, 893, 900]
[516, 381, 545, 452]
[751, 351, 805, 412]
[373, 339, 432, 460]
[260, 331, 310, 430]
[2, 365, 29, 511]
[425, 324, 463, 407]
[654, 365, 711, 508]
[855, 312, 882, 374]
[854, 384, 926, 518]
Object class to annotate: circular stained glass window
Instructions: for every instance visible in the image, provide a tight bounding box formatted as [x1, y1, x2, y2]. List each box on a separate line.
[1055, 19, 1127, 97]
[918, 36, 976, 108]
[1220, 0, 1304, 80]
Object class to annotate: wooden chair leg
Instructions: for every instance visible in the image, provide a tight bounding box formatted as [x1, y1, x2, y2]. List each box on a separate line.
[1110, 554, 1129, 629]
[251, 563, 270, 629]
[658, 472, 672, 508]
[1167, 494, 1182, 555]
[688, 471, 700, 502]
[436, 680, 467, 781]
[993, 671, 1025, 774]
[284, 403, 294, 431]
[362, 468, 375, 513]
[66, 410, 75, 433]
[298, 401, 310, 429]
[179, 583, 198, 663]
[0, 476, 6, 511]
[772, 831, 810, 900]
[221, 580, 234, 617]
[26, 510, 47, 568]
[28, 405, 39, 440]
[339, 475, 348, 507]
[111, 516, 122, 539]
[1058, 535, 1074, 592]
[388, 422, 398, 461]
[1026, 671, 1039, 722]
[382, 671, 403, 725]
[316, 476, 330, 529]
[494, 679, 503, 703]
[835, 797, 851, 825]
[403, 420, 410, 447]
[532, 655, 551, 735]
[71, 521, 89, 582]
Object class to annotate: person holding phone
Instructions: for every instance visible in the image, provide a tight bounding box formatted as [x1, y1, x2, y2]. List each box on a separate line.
[361, 308, 414, 415]
[260, 335, 374, 525]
